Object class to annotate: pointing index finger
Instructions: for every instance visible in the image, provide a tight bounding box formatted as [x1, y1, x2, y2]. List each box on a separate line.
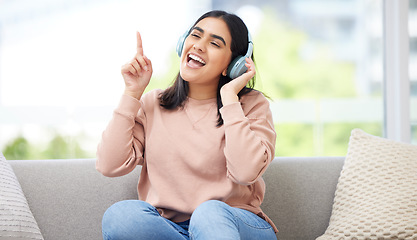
[136, 31, 143, 55]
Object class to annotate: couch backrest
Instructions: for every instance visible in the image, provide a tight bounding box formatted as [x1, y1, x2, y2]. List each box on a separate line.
[262, 157, 344, 240]
[10, 157, 344, 240]
[10, 159, 140, 240]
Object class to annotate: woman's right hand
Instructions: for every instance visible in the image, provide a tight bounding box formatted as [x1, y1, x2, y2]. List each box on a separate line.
[121, 31, 153, 100]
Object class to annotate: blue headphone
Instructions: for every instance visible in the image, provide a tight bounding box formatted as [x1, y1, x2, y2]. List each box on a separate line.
[176, 26, 253, 79]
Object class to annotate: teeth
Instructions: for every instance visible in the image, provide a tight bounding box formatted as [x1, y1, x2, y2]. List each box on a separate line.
[189, 54, 206, 65]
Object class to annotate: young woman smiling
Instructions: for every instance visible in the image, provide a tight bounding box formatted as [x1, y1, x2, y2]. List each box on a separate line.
[96, 10, 277, 240]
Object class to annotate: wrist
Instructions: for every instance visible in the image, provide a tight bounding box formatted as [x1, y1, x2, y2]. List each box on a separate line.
[220, 89, 239, 106]
[124, 89, 143, 100]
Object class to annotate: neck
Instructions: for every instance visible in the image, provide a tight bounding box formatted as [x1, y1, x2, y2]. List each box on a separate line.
[188, 82, 218, 100]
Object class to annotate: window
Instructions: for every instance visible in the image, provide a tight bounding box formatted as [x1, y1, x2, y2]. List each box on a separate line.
[0, 0, 413, 159]
[410, 0, 417, 144]
[224, 0, 385, 156]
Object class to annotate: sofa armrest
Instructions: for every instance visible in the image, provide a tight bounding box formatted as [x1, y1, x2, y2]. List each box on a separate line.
[9, 159, 140, 240]
[262, 157, 344, 240]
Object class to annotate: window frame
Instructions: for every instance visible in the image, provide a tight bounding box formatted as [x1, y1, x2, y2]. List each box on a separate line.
[383, 0, 411, 142]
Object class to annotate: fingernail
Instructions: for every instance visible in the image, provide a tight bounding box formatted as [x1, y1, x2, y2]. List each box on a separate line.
[144, 66, 149, 71]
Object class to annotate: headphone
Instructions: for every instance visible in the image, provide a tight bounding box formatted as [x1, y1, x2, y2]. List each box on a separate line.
[176, 26, 253, 79]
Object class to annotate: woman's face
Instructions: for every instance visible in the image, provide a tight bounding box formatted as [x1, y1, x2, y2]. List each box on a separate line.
[179, 17, 232, 86]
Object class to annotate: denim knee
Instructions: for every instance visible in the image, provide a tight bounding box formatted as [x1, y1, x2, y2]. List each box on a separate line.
[189, 200, 238, 239]
[103, 200, 156, 224]
[102, 200, 157, 240]
[194, 200, 228, 212]
[191, 200, 231, 222]
[102, 200, 191, 240]
[189, 200, 277, 240]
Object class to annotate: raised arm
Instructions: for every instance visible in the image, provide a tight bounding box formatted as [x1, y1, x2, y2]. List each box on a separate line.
[220, 58, 276, 185]
[96, 31, 153, 177]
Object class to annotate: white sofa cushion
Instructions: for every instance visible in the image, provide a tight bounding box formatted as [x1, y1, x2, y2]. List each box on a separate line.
[317, 129, 417, 239]
[0, 152, 43, 240]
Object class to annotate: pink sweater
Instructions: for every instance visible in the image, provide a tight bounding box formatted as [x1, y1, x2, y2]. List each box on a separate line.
[96, 89, 277, 232]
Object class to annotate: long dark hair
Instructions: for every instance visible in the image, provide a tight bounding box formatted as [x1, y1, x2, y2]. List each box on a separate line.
[159, 10, 255, 127]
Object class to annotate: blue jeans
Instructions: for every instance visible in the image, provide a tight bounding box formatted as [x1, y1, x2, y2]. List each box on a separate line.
[102, 200, 277, 240]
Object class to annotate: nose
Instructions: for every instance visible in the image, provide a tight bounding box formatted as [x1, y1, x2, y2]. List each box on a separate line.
[193, 41, 205, 52]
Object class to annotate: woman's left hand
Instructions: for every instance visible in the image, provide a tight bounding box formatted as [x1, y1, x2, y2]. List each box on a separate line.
[220, 57, 256, 105]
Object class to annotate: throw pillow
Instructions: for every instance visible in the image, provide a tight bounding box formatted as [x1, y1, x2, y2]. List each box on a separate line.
[317, 129, 417, 240]
[0, 152, 44, 239]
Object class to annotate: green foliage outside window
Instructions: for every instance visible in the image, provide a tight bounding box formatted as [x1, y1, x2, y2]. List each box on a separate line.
[2, 136, 32, 160]
[2, 134, 90, 160]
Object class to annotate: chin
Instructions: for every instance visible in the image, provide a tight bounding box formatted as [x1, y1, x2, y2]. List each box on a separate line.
[179, 67, 199, 82]
[179, 70, 190, 82]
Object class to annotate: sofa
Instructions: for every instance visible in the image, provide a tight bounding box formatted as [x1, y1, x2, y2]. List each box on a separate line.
[3, 129, 417, 240]
[4, 156, 345, 240]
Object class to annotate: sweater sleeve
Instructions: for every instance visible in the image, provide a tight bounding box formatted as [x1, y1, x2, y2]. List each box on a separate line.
[96, 94, 146, 177]
[220, 92, 276, 185]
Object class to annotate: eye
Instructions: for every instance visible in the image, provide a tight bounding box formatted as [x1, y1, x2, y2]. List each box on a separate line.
[211, 41, 220, 48]
[190, 33, 201, 38]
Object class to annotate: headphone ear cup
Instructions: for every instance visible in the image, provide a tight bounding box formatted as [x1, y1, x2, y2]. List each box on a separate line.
[226, 33, 253, 79]
[176, 32, 188, 57]
[227, 56, 248, 79]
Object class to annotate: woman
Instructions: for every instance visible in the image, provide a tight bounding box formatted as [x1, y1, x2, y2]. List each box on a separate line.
[96, 10, 277, 240]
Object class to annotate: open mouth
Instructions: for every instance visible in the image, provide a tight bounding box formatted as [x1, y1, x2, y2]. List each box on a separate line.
[187, 53, 206, 68]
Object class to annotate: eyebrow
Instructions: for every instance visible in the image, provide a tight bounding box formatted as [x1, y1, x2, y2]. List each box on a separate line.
[192, 26, 227, 46]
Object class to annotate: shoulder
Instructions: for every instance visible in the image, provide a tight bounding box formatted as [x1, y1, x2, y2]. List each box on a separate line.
[140, 89, 163, 107]
[137, 89, 164, 117]
[240, 90, 267, 101]
[239, 90, 272, 118]
[240, 90, 270, 108]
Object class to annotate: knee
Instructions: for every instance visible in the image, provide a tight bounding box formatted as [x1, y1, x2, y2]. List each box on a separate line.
[102, 201, 124, 226]
[103, 200, 148, 222]
[102, 200, 156, 239]
[194, 200, 227, 212]
[190, 201, 238, 239]
[191, 200, 231, 223]
[105, 200, 153, 214]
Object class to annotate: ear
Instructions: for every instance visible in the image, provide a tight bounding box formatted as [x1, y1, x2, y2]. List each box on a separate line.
[222, 68, 228, 77]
